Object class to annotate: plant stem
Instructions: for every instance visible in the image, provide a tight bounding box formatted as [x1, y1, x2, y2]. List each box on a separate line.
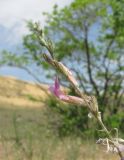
[97, 115, 123, 158]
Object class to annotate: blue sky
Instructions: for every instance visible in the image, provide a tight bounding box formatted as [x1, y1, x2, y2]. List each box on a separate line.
[0, 0, 72, 82]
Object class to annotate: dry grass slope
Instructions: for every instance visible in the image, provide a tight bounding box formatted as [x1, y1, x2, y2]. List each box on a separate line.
[0, 76, 120, 160]
[0, 76, 48, 108]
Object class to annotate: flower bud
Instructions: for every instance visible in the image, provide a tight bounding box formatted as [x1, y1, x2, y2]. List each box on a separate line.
[58, 62, 79, 87]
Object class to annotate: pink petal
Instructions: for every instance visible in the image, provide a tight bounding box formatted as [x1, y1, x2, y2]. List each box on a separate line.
[49, 77, 63, 98]
[55, 77, 60, 90]
[49, 77, 86, 106]
[59, 94, 70, 101]
[49, 85, 61, 97]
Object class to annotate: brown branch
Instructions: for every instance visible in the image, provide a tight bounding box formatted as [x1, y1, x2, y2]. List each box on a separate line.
[102, 31, 117, 100]
[116, 80, 124, 108]
[84, 25, 100, 97]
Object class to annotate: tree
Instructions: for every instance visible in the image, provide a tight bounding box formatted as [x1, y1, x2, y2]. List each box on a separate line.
[1, 0, 124, 118]
[23, 0, 124, 116]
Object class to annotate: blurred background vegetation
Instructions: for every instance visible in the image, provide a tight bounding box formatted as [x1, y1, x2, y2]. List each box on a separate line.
[0, 0, 124, 159]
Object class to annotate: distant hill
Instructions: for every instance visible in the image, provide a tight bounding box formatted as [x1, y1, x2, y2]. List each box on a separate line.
[0, 76, 48, 108]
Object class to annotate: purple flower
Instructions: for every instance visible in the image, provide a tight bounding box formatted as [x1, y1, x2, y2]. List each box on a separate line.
[49, 77, 86, 106]
[49, 77, 69, 100]
[121, 158, 124, 160]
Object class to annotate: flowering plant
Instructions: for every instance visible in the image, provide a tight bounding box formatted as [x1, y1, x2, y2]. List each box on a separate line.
[33, 23, 124, 160]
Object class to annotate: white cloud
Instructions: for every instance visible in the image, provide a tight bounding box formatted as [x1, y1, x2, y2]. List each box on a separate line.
[0, 0, 72, 45]
[0, 0, 72, 27]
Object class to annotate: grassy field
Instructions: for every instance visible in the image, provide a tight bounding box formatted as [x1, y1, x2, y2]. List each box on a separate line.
[0, 76, 119, 160]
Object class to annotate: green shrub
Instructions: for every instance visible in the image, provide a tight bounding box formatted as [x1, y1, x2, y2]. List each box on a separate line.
[45, 96, 97, 138]
[105, 112, 124, 137]
[45, 94, 124, 139]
